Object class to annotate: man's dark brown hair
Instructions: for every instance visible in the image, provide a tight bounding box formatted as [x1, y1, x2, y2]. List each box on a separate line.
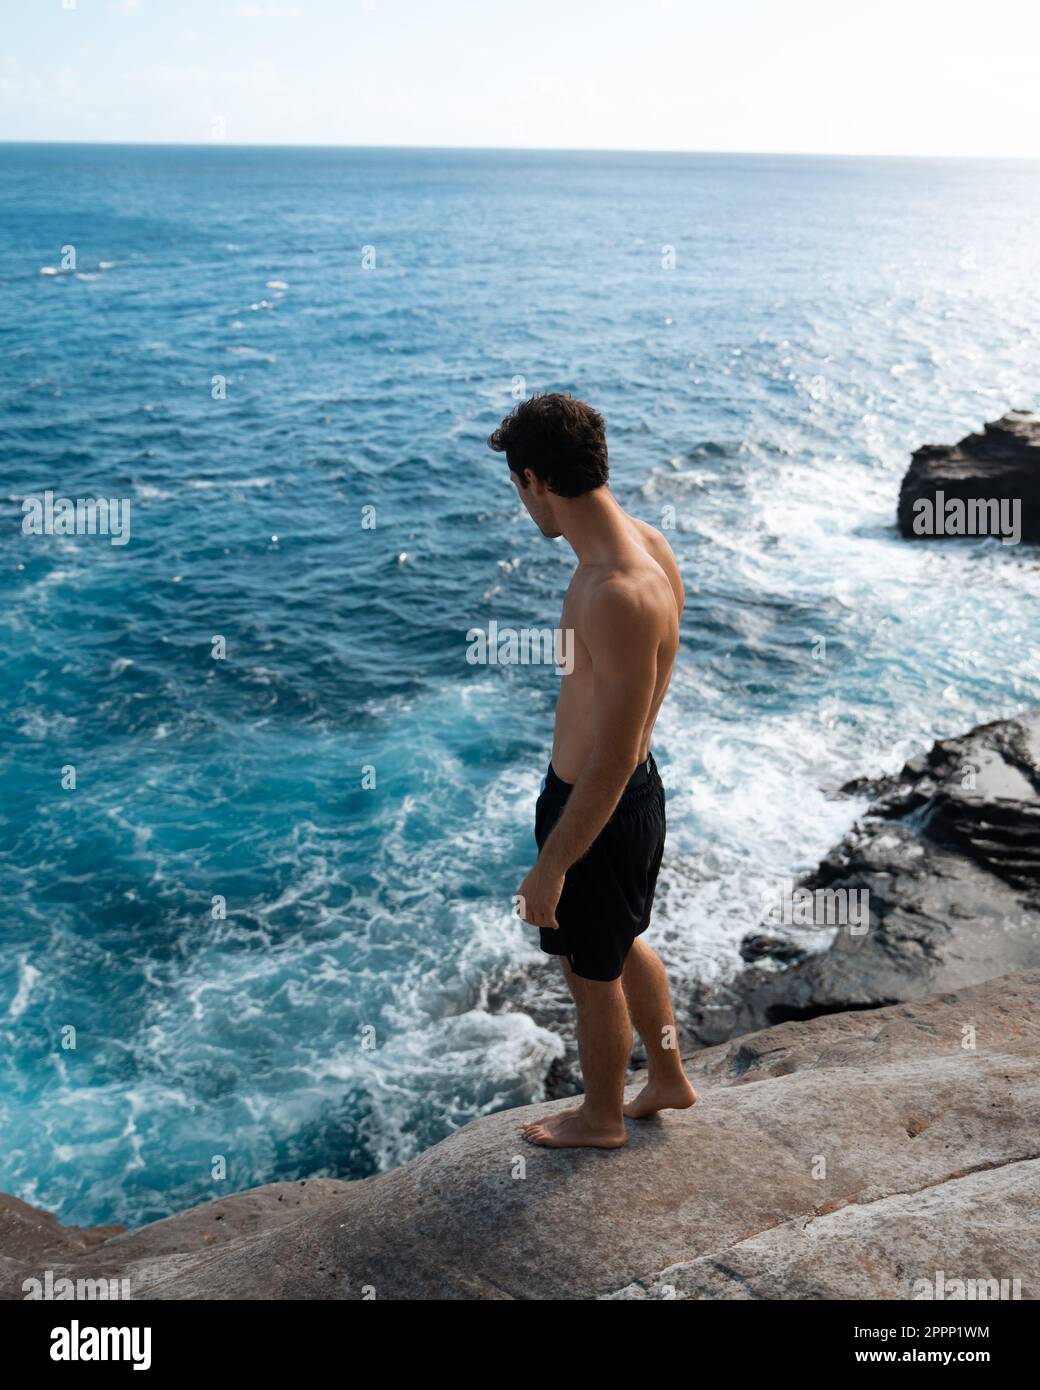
[487, 392, 609, 497]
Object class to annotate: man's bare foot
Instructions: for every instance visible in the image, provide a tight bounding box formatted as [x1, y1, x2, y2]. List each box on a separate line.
[623, 1077, 698, 1119]
[522, 1106, 626, 1149]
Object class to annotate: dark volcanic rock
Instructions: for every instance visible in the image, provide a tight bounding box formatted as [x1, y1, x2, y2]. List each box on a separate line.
[685, 711, 1040, 1047]
[897, 410, 1040, 541]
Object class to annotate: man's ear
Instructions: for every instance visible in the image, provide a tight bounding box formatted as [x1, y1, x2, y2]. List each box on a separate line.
[524, 469, 543, 493]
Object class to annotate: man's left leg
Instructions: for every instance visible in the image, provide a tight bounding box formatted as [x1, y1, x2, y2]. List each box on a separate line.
[522, 958, 629, 1149]
[621, 938, 698, 1117]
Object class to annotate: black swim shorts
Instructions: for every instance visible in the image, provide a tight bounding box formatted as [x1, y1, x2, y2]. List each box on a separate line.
[533, 753, 666, 982]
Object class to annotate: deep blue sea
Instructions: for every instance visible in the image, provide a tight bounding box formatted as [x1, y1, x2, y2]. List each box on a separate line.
[1, 144, 1038, 1228]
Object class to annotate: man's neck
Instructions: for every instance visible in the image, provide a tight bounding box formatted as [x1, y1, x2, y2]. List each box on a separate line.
[558, 487, 633, 565]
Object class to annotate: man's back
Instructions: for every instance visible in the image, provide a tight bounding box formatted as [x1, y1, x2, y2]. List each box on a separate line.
[551, 513, 682, 783]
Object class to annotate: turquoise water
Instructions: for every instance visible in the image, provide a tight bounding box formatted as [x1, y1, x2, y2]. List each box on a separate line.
[1, 144, 1038, 1226]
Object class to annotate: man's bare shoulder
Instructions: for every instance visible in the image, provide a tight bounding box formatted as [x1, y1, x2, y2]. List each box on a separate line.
[581, 573, 662, 655]
[626, 515, 685, 613]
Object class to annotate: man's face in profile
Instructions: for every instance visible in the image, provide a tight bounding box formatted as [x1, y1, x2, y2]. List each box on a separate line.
[510, 468, 561, 539]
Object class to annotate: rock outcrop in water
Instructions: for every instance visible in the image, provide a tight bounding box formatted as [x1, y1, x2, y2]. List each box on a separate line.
[897, 410, 1040, 541]
[2, 973, 1037, 1300]
[687, 711, 1040, 1047]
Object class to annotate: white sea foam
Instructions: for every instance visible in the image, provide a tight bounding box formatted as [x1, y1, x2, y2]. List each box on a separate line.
[8, 959, 42, 1020]
[228, 345, 277, 361]
[188, 476, 275, 489]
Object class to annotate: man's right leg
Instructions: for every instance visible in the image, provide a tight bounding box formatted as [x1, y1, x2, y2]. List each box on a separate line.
[522, 958, 629, 1149]
[620, 937, 698, 1118]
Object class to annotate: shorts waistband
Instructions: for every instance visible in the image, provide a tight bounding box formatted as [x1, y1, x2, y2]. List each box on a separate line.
[542, 751, 659, 803]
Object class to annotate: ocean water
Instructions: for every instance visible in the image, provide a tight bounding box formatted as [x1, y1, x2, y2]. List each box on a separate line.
[1, 144, 1038, 1228]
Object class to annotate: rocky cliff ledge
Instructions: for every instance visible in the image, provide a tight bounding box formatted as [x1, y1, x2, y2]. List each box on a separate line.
[2, 972, 1037, 1300]
[897, 410, 1040, 541]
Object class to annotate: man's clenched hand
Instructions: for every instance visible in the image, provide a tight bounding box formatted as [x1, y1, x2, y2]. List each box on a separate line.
[516, 862, 565, 931]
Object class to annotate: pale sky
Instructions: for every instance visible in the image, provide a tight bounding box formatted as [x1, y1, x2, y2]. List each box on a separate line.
[3, 0, 1040, 157]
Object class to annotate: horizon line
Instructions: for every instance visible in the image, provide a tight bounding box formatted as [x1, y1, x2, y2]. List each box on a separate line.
[1, 138, 1038, 163]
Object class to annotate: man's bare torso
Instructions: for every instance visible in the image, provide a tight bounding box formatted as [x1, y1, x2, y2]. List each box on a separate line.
[551, 513, 684, 782]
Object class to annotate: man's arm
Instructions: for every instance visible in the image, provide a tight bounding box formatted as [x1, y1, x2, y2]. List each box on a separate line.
[517, 583, 658, 930]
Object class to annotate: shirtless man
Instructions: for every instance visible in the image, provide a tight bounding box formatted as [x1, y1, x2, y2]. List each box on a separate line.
[488, 392, 697, 1150]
